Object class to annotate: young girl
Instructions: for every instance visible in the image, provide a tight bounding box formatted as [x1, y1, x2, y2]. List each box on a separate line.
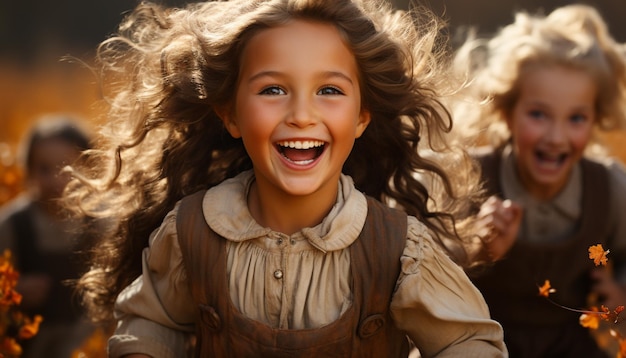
[0, 115, 94, 358]
[451, 4, 626, 357]
[65, 0, 506, 356]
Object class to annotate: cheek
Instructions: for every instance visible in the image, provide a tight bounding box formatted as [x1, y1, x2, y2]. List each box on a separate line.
[323, 104, 362, 135]
[233, 101, 270, 134]
[511, 120, 542, 149]
[570, 127, 594, 153]
[238, 110, 274, 139]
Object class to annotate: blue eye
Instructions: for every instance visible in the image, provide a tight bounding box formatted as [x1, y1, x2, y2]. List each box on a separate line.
[259, 86, 285, 95]
[318, 86, 344, 95]
[528, 109, 545, 119]
[570, 113, 588, 124]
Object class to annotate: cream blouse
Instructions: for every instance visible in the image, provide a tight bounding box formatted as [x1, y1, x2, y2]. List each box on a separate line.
[109, 171, 506, 358]
[500, 144, 626, 248]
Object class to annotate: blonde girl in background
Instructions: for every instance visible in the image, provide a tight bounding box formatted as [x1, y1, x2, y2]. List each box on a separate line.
[65, 0, 507, 356]
[451, 4, 626, 357]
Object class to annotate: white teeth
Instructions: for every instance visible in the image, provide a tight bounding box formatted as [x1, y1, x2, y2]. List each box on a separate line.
[536, 151, 567, 163]
[291, 159, 314, 165]
[277, 140, 324, 149]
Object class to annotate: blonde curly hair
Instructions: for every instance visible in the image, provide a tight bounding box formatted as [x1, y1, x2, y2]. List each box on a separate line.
[451, 4, 626, 150]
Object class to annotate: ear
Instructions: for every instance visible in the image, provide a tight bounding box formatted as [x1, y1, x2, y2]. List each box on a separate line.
[215, 105, 241, 139]
[354, 109, 371, 138]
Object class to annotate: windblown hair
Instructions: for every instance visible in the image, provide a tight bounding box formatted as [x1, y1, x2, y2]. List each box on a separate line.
[450, 4, 626, 150]
[65, 0, 481, 324]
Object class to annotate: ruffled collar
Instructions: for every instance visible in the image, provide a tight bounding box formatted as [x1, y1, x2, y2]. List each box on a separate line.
[201, 170, 368, 252]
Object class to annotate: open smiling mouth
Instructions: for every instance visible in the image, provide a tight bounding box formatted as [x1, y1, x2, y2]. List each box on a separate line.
[276, 140, 326, 165]
[535, 150, 568, 166]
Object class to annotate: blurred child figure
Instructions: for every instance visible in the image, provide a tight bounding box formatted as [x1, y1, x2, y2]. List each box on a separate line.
[0, 114, 93, 357]
[65, 0, 506, 356]
[450, 4, 626, 357]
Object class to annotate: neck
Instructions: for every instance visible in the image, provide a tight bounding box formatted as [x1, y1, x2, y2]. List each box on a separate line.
[516, 167, 568, 201]
[526, 185, 561, 201]
[247, 179, 339, 236]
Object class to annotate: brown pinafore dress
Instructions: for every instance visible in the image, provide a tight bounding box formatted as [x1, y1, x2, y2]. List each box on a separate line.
[176, 191, 411, 357]
[473, 148, 611, 358]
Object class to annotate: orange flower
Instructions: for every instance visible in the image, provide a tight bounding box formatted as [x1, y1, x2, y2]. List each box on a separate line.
[598, 305, 624, 324]
[18, 315, 42, 340]
[579, 306, 600, 329]
[538, 280, 556, 298]
[0, 250, 21, 308]
[0, 248, 43, 356]
[589, 244, 610, 266]
[0, 337, 22, 356]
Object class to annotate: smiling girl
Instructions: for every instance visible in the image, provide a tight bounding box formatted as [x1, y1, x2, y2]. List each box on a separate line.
[64, 0, 506, 357]
[451, 4, 626, 357]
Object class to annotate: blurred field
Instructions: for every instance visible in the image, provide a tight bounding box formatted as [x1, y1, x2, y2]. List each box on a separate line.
[600, 131, 626, 164]
[0, 59, 103, 204]
[0, 60, 102, 147]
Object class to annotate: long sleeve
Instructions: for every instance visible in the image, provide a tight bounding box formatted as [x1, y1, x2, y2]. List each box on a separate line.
[109, 207, 196, 358]
[391, 216, 507, 357]
[109, 172, 507, 357]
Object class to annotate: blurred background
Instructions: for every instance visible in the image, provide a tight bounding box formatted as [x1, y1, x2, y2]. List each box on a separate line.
[0, 0, 625, 203]
[0, 0, 624, 356]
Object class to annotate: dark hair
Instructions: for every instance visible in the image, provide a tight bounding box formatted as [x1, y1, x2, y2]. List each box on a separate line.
[66, 0, 481, 323]
[20, 114, 91, 177]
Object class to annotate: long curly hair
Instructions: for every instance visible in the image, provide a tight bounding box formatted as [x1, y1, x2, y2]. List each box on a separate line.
[65, 0, 482, 324]
[450, 4, 626, 150]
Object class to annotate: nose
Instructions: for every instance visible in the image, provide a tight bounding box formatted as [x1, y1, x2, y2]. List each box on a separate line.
[546, 120, 567, 145]
[287, 93, 317, 128]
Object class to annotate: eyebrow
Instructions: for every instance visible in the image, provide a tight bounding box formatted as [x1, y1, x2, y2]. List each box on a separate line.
[247, 70, 354, 84]
[528, 99, 594, 110]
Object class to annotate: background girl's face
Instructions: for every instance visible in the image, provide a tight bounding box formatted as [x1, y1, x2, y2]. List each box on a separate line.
[28, 138, 81, 203]
[221, 19, 370, 199]
[507, 65, 596, 199]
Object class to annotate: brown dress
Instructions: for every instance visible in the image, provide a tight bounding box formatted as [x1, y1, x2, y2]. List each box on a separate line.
[472, 147, 610, 358]
[177, 190, 411, 357]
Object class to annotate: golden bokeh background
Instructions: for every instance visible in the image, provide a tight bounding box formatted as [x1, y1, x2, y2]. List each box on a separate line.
[0, 0, 625, 206]
[0, 1, 624, 356]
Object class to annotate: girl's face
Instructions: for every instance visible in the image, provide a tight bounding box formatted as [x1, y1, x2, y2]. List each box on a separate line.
[28, 138, 81, 204]
[507, 65, 596, 199]
[221, 20, 370, 199]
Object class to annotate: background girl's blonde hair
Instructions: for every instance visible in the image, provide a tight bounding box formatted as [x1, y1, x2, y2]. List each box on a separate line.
[450, 4, 626, 150]
[65, 0, 481, 323]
